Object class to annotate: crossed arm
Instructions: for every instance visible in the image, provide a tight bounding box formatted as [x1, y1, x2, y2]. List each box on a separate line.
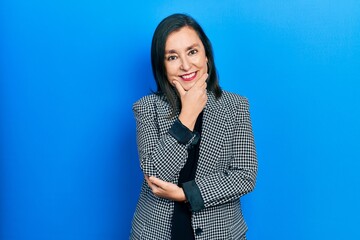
[145, 175, 186, 202]
[137, 73, 208, 203]
[134, 74, 257, 210]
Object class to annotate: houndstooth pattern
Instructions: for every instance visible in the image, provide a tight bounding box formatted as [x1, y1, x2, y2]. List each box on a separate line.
[130, 91, 258, 240]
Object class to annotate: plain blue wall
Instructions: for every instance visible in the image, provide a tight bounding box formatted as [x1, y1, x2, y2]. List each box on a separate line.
[1, 0, 359, 239]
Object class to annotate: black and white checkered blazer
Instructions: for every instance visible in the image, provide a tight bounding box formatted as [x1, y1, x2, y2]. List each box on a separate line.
[130, 90, 258, 239]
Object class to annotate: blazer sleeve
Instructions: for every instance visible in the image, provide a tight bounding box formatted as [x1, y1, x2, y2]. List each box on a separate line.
[133, 96, 198, 182]
[183, 99, 258, 211]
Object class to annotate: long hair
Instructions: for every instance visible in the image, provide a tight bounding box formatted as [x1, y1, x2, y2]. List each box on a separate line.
[151, 13, 222, 117]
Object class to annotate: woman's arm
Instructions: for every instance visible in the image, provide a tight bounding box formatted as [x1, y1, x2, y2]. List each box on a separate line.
[134, 73, 208, 183]
[133, 97, 197, 183]
[141, 98, 258, 208]
[183, 99, 258, 211]
[145, 175, 186, 202]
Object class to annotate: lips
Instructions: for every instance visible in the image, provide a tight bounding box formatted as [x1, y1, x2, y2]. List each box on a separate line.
[180, 71, 197, 81]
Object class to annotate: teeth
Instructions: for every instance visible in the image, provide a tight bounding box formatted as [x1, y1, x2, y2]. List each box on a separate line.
[182, 72, 195, 79]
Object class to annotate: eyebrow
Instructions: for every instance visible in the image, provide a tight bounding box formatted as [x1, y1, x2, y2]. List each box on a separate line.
[165, 43, 200, 54]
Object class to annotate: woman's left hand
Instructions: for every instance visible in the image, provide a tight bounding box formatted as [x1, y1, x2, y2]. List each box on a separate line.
[145, 175, 186, 202]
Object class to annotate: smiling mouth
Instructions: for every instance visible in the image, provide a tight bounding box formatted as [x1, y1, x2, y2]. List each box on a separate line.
[180, 71, 197, 81]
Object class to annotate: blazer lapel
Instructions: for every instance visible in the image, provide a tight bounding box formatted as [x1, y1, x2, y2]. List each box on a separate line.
[196, 92, 228, 177]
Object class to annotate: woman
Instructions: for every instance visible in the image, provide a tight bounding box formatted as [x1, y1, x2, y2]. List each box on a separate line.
[130, 13, 257, 240]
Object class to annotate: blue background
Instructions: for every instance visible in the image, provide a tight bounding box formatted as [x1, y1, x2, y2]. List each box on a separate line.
[1, 0, 359, 239]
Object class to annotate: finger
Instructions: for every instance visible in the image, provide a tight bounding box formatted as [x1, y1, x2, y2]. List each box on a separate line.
[195, 73, 209, 87]
[200, 81, 207, 90]
[150, 177, 170, 192]
[149, 176, 165, 187]
[172, 81, 186, 96]
[199, 72, 209, 81]
[146, 175, 161, 191]
[201, 72, 209, 82]
[145, 175, 154, 189]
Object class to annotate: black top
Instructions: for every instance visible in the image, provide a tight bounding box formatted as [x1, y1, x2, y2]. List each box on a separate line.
[171, 112, 204, 240]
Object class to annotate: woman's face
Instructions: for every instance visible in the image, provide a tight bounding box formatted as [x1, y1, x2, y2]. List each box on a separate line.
[164, 26, 208, 91]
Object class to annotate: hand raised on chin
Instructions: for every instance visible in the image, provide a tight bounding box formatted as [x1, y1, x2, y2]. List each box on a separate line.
[172, 73, 208, 131]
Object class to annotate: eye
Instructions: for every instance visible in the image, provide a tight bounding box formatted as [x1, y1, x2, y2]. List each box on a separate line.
[167, 55, 177, 61]
[189, 49, 198, 55]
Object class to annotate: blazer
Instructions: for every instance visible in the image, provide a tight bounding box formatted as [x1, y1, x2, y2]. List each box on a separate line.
[130, 90, 258, 240]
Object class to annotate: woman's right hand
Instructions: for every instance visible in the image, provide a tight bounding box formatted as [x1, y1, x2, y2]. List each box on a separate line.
[173, 73, 208, 131]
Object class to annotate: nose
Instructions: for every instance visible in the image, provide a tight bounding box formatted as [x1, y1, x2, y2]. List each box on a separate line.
[180, 57, 191, 71]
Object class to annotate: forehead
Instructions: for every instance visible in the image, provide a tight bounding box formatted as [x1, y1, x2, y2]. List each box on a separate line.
[165, 26, 204, 50]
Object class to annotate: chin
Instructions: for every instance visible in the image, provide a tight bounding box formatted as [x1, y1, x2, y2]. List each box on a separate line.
[181, 81, 196, 91]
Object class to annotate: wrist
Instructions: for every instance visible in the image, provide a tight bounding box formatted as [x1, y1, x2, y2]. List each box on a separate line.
[178, 113, 196, 131]
[177, 187, 187, 202]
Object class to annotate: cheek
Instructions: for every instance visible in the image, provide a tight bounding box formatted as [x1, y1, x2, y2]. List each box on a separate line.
[165, 62, 178, 76]
[194, 55, 208, 68]
[164, 64, 178, 85]
[195, 60, 208, 74]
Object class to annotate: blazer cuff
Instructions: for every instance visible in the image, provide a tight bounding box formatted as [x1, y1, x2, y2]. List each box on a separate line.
[169, 119, 198, 145]
[182, 180, 204, 212]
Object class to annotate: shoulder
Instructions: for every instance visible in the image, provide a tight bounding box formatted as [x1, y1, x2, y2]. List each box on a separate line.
[220, 90, 250, 112]
[133, 94, 157, 109]
[132, 93, 168, 116]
